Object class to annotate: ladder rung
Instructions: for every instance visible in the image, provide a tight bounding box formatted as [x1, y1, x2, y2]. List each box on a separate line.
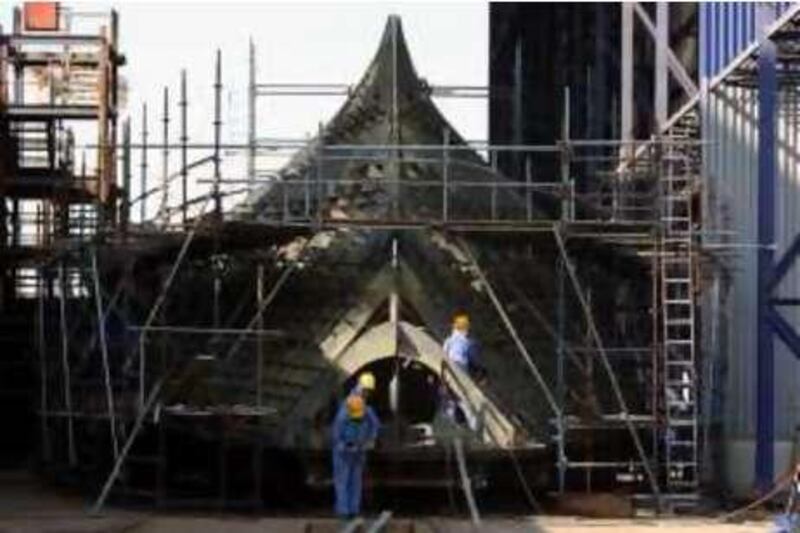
[665, 299, 693, 304]
[665, 419, 696, 426]
[666, 319, 693, 325]
[664, 278, 691, 283]
[665, 339, 694, 345]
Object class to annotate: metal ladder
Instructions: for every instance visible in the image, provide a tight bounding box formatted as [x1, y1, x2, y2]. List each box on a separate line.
[659, 138, 699, 506]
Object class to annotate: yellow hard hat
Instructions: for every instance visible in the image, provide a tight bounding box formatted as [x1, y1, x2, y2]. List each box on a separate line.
[453, 313, 470, 331]
[346, 395, 365, 419]
[358, 372, 376, 391]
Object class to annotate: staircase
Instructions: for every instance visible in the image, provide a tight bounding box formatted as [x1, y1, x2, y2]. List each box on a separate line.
[659, 134, 699, 508]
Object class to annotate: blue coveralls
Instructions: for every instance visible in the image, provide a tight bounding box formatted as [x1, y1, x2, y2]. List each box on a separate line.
[331, 399, 380, 517]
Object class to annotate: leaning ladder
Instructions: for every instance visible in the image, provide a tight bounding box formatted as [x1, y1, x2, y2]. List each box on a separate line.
[659, 138, 699, 507]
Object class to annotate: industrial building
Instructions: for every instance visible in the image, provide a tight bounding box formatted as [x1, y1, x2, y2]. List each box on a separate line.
[1, 1, 800, 529]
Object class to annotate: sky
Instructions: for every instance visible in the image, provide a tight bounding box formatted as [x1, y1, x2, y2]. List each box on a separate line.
[1, 2, 489, 221]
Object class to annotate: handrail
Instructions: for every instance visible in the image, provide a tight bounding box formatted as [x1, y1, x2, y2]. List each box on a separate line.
[439, 357, 509, 447]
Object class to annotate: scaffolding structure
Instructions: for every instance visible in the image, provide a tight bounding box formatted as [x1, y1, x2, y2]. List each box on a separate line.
[0, 3, 756, 516]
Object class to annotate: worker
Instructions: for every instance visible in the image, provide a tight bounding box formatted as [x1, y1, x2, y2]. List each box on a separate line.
[443, 312, 481, 377]
[441, 312, 484, 428]
[332, 394, 380, 519]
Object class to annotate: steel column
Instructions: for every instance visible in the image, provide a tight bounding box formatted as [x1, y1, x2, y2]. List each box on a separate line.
[621, 2, 634, 159]
[654, 2, 669, 129]
[755, 10, 777, 492]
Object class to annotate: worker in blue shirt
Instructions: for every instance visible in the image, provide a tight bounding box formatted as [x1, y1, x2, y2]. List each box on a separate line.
[332, 393, 380, 519]
[441, 312, 484, 428]
[443, 312, 476, 373]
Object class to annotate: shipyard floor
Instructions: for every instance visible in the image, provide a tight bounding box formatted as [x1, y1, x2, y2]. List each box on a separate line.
[0, 471, 776, 532]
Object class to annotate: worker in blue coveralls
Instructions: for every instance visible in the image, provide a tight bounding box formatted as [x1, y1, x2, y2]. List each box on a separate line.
[332, 392, 380, 519]
[441, 312, 483, 428]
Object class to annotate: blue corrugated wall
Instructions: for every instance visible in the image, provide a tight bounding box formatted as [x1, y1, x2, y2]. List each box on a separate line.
[699, 2, 793, 80]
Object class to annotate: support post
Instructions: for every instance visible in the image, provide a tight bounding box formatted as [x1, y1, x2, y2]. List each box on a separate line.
[755, 10, 777, 491]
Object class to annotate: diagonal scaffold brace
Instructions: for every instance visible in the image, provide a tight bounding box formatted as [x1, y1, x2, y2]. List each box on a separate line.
[552, 223, 662, 507]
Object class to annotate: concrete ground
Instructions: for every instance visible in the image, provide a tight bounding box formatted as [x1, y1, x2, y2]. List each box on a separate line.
[0, 514, 777, 533]
[0, 471, 776, 532]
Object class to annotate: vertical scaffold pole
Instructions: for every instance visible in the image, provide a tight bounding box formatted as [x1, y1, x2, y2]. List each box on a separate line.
[140, 103, 148, 223]
[180, 69, 188, 227]
[315, 122, 324, 228]
[121, 119, 131, 237]
[160, 86, 170, 226]
[560, 87, 571, 221]
[38, 266, 51, 462]
[248, 39, 256, 191]
[442, 128, 450, 223]
[213, 49, 222, 220]
[555, 256, 566, 493]
[254, 263, 265, 509]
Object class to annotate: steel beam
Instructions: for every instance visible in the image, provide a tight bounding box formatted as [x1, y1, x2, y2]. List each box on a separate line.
[634, 3, 699, 98]
[769, 309, 800, 360]
[769, 232, 800, 291]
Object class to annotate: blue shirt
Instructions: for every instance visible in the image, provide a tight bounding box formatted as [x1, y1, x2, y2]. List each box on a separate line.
[443, 330, 476, 371]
